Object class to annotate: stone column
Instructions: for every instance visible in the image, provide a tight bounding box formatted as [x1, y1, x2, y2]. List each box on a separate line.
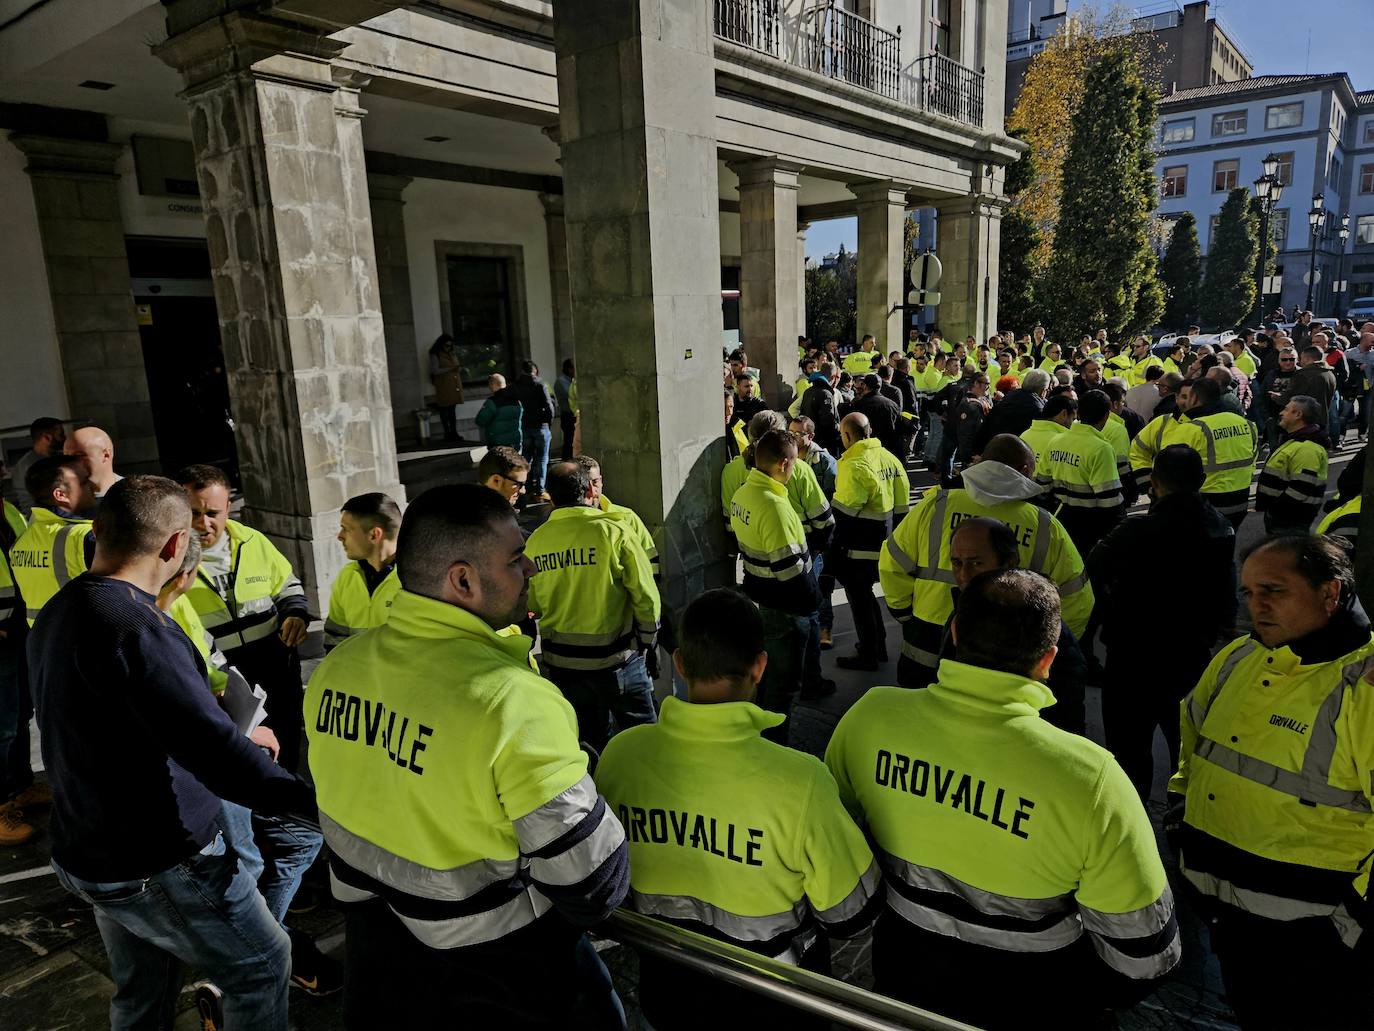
[156, 13, 403, 610]
[540, 192, 575, 367]
[851, 180, 910, 353]
[797, 220, 810, 344]
[730, 158, 801, 410]
[11, 135, 158, 469]
[368, 172, 423, 441]
[553, 0, 730, 608]
[936, 196, 1002, 346]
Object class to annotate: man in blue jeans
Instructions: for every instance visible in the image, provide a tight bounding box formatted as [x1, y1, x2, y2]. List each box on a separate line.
[29, 476, 315, 1031]
[514, 360, 558, 504]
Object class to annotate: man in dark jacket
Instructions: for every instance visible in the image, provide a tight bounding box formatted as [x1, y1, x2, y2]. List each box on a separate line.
[729, 372, 768, 436]
[890, 357, 919, 414]
[513, 361, 558, 503]
[971, 368, 1051, 454]
[850, 374, 903, 457]
[1283, 344, 1338, 425]
[799, 362, 842, 457]
[1088, 445, 1236, 799]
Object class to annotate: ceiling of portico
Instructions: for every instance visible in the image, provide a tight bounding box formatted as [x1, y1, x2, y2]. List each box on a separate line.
[359, 93, 559, 174]
[716, 160, 863, 211]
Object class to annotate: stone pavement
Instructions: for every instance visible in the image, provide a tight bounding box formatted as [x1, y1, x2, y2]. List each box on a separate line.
[0, 438, 1361, 1030]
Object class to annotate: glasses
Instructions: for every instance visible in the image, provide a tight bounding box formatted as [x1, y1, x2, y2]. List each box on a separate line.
[501, 475, 528, 492]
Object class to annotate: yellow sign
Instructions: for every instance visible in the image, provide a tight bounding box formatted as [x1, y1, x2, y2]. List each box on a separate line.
[136, 304, 153, 326]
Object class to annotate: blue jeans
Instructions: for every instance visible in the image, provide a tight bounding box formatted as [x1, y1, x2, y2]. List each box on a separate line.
[758, 607, 810, 745]
[523, 424, 552, 495]
[814, 552, 834, 632]
[218, 802, 323, 924]
[546, 654, 657, 753]
[0, 634, 34, 799]
[53, 833, 291, 1031]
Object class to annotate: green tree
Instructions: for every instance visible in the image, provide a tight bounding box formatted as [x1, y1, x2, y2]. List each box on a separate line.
[1247, 195, 1278, 275]
[1159, 212, 1201, 329]
[1199, 188, 1258, 329]
[805, 244, 857, 347]
[998, 130, 1040, 332]
[1041, 48, 1162, 340]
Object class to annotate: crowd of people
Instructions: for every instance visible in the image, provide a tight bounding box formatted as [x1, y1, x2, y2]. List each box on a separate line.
[0, 311, 1369, 1031]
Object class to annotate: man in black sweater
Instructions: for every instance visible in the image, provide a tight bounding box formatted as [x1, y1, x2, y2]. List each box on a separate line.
[31, 476, 314, 1031]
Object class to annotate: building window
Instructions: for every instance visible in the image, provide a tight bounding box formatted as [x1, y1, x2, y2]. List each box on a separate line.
[1265, 102, 1303, 130]
[1209, 214, 1221, 246]
[1161, 165, 1188, 197]
[1213, 158, 1239, 192]
[1329, 155, 1342, 189]
[1162, 118, 1195, 144]
[930, 0, 951, 56]
[1360, 163, 1374, 195]
[444, 254, 522, 385]
[1365, 121, 1374, 144]
[1212, 109, 1247, 136]
[1357, 215, 1374, 246]
[1272, 151, 1294, 186]
[1269, 209, 1289, 250]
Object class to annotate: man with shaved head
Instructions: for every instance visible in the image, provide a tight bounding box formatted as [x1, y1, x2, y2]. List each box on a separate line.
[828, 412, 910, 670]
[880, 434, 1093, 688]
[64, 425, 122, 500]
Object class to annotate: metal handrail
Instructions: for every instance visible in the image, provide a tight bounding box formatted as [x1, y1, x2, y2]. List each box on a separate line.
[909, 52, 984, 127]
[603, 909, 983, 1031]
[800, 0, 902, 102]
[714, 0, 780, 57]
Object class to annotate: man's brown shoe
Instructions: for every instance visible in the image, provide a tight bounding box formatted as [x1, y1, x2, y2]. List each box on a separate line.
[0, 802, 36, 846]
[11, 783, 52, 810]
[819, 629, 834, 650]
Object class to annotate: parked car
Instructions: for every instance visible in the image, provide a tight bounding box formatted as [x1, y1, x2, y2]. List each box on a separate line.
[1347, 297, 1374, 323]
[1152, 330, 1237, 356]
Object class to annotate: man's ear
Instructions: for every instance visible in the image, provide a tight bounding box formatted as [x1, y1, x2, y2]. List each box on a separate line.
[1031, 644, 1059, 682]
[751, 650, 768, 686]
[446, 560, 477, 604]
[160, 528, 187, 565]
[673, 650, 687, 682]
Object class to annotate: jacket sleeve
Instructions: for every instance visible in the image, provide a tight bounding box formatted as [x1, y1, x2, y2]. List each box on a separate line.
[878, 503, 926, 622]
[1256, 443, 1327, 525]
[1074, 758, 1182, 1005]
[617, 532, 662, 650]
[324, 580, 350, 653]
[500, 697, 629, 926]
[266, 539, 309, 620]
[798, 762, 884, 939]
[1128, 419, 1161, 495]
[893, 460, 911, 519]
[475, 399, 494, 430]
[1169, 640, 1241, 798]
[1046, 518, 1093, 638]
[793, 463, 835, 554]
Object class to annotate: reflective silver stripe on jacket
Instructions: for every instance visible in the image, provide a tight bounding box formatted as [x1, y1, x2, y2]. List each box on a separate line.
[539, 623, 639, 670]
[1057, 570, 1089, 595]
[513, 775, 628, 889]
[1194, 420, 1257, 474]
[1079, 891, 1182, 979]
[51, 524, 80, 586]
[738, 541, 811, 582]
[630, 889, 815, 961]
[881, 853, 1081, 952]
[1026, 508, 1052, 573]
[1180, 863, 1338, 922]
[1187, 639, 1259, 729]
[1050, 478, 1123, 509]
[900, 639, 942, 667]
[323, 619, 357, 650]
[812, 858, 882, 931]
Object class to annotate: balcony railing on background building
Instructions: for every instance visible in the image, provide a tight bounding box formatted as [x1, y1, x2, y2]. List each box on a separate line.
[714, 0, 780, 57]
[800, 2, 901, 102]
[712, 1, 983, 128]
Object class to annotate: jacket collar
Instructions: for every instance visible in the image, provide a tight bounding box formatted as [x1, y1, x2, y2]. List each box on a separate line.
[30, 506, 91, 526]
[1067, 421, 1105, 441]
[843, 437, 883, 459]
[546, 504, 605, 523]
[657, 695, 784, 739]
[385, 588, 535, 665]
[1187, 401, 1228, 420]
[745, 467, 787, 496]
[929, 659, 1056, 717]
[808, 371, 831, 385]
[1280, 423, 1329, 447]
[1262, 607, 1372, 666]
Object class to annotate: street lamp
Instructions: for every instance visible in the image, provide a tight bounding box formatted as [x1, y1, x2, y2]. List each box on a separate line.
[1306, 194, 1327, 312]
[1251, 156, 1284, 325]
[1335, 213, 1351, 317]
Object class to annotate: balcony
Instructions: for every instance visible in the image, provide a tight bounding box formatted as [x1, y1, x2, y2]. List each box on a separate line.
[712, 0, 985, 129]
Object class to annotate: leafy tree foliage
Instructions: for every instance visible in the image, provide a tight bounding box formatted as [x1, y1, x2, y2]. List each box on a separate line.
[998, 131, 1040, 332]
[1199, 188, 1258, 329]
[805, 243, 857, 347]
[1159, 212, 1201, 330]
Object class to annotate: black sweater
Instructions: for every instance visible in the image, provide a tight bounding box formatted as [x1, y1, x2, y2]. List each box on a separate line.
[29, 575, 314, 881]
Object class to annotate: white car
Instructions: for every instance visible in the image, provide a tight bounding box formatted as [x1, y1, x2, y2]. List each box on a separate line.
[1153, 330, 1237, 356]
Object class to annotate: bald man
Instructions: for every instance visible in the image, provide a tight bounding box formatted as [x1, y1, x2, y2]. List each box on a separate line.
[937, 518, 1086, 733]
[64, 426, 122, 499]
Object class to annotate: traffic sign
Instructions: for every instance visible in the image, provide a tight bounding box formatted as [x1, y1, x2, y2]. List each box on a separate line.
[911, 253, 943, 290]
[1262, 275, 1283, 294]
[1303, 269, 1323, 286]
[907, 289, 942, 306]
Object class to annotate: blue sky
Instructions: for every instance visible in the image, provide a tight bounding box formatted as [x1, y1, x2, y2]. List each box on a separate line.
[805, 0, 1372, 259]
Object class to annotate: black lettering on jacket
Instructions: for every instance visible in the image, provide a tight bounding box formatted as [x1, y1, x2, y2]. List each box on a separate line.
[314, 688, 433, 776]
[874, 748, 1035, 841]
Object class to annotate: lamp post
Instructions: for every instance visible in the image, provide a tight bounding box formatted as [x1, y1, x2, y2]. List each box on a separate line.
[1251, 153, 1283, 325]
[1305, 194, 1327, 313]
[1334, 213, 1351, 317]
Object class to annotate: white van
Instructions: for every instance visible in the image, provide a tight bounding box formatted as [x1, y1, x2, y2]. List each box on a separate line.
[1349, 297, 1374, 323]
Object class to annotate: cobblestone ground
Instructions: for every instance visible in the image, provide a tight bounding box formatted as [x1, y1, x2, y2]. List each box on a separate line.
[0, 439, 1360, 1029]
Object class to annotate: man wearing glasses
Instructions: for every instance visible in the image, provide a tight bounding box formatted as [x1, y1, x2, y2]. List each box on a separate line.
[1261, 348, 1299, 452]
[478, 446, 530, 506]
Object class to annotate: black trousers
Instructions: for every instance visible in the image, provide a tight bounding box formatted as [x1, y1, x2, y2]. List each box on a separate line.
[834, 558, 885, 659]
[1100, 650, 1207, 800]
[560, 410, 576, 460]
[1207, 906, 1373, 1030]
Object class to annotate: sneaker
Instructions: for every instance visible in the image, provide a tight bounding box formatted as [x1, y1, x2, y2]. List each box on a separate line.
[289, 931, 343, 996]
[194, 983, 224, 1031]
[819, 629, 834, 650]
[0, 802, 35, 846]
[11, 782, 52, 810]
[800, 678, 837, 700]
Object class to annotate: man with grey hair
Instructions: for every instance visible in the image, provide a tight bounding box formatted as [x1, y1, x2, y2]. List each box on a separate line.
[1205, 364, 1244, 416]
[971, 367, 1052, 454]
[1255, 395, 1330, 533]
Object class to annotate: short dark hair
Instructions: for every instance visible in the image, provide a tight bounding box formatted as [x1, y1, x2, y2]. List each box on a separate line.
[395, 484, 515, 597]
[176, 463, 232, 492]
[1245, 534, 1356, 606]
[562, 358, 575, 375]
[1301, 345, 1324, 361]
[1189, 377, 1222, 406]
[520, 359, 538, 376]
[1041, 396, 1078, 421]
[1078, 390, 1111, 425]
[1047, 383, 1075, 399]
[1153, 444, 1205, 493]
[573, 454, 600, 475]
[677, 588, 764, 684]
[93, 475, 191, 561]
[733, 371, 754, 384]
[753, 429, 798, 469]
[477, 446, 529, 484]
[1101, 381, 1126, 404]
[789, 415, 816, 436]
[951, 517, 1020, 568]
[1143, 365, 1164, 382]
[952, 569, 1061, 677]
[25, 455, 84, 510]
[343, 492, 402, 540]
[862, 373, 881, 392]
[29, 417, 63, 441]
[547, 460, 593, 507]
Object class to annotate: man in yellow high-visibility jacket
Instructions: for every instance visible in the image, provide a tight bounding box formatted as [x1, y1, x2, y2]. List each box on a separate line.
[325, 493, 403, 652]
[9, 456, 96, 624]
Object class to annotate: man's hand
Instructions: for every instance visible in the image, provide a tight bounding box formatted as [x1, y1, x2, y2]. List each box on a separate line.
[278, 616, 307, 648]
[249, 725, 281, 761]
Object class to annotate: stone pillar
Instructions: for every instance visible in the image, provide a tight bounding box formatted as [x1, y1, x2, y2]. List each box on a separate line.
[11, 135, 158, 469]
[730, 158, 801, 410]
[797, 220, 809, 344]
[540, 192, 575, 367]
[553, 0, 730, 607]
[851, 180, 909, 353]
[936, 196, 1002, 346]
[156, 14, 403, 610]
[368, 172, 423, 441]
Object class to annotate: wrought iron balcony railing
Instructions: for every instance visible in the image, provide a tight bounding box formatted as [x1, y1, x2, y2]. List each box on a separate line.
[909, 52, 985, 127]
[800, 2, 901, 102]
[714, 0, 780, 57]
